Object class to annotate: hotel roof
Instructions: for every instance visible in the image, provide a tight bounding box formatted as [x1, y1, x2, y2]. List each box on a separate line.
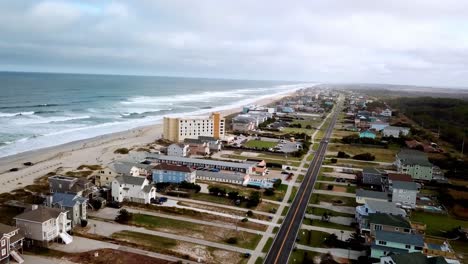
[154, 163, 193, 173]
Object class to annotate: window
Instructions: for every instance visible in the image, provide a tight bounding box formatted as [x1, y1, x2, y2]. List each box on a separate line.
[374, 225, 382, 231]
[1, 249, 5, 256]
[378, 240, 387, 245]
[414, 246, 423, 250]
[0, 240, 4, 247]
[405, 245, 411, 249]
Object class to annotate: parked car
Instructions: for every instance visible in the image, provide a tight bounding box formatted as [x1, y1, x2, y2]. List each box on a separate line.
[9, 168, 19, 172]
[23, 162, 33, 166]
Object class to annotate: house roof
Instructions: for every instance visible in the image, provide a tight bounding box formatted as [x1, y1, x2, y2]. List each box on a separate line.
[144, 154, 253, 170]
[365, 200, 407, 216]
[375, 230, 424, 247]
[393, 180, 418, 191]
[368, 213, 411, 228]
[109, 161, 153, 175]
[389, 253, 448, 264]
[153, 163, 193, 173]
[196, 171, 246, 181]
[14, 207, 67, 223]
[198, 136, 218, 142]
[0, 223, 18, 235]
[388, 173, 413, 182]
[115, 175, 146, 186]
[397, 149, 432, 167]
[371, 244, 409, 254]
[184, 138, 206, 144]
[384, 126, 409, 132]
[50, 192, 87, 208]
[356, 189, 389, 200]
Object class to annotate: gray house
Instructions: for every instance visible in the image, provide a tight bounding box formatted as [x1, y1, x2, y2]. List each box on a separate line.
[362, 167, 385, 185]
[167, 143, 189, 157]
[44, 193, 88, 227]
[391, 181, 419, 208]
[48, 175, 93, 197]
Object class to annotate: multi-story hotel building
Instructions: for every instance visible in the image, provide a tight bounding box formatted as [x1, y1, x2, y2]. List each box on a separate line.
[163, 112, 225, 142]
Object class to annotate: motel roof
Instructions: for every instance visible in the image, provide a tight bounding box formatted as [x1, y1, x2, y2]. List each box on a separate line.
[154, 163, 193, 173]
[145, 154, 253, 170]
[196, 171, 247, 182]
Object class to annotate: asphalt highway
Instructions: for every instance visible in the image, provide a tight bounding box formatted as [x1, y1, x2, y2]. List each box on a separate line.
[264, 100, 342, 264]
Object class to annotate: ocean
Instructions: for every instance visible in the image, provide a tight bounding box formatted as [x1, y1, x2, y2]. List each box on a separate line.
[0, 72, 311, 158]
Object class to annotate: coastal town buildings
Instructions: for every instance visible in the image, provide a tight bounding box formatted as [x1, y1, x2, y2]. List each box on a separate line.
[167, 143, 190, 157]
[395, 149, 434, 181]
[152, 163, 196, 184]
[14, 206, 72, 246]
[44, 193, 88, 227]
[111, 175, 156, 204]
[163, 112, 225, 142]
[383, 126, 410, 138]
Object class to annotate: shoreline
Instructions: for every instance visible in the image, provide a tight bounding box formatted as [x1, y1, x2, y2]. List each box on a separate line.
[0, 92, 293, 193]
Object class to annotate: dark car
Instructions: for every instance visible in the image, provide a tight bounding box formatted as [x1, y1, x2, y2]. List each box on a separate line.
[23, 162, 33, 166]
[9, 168, 19, 172]
[159, 197, 168, 203]
[107, 201, 122, 209]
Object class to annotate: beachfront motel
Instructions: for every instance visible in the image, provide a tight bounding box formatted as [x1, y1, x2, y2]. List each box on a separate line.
[163, 112, 225, 142]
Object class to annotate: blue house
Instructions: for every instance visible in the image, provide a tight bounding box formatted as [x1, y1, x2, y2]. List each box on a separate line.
[359, 130, 376, 139]
[152, 163, 196, 184]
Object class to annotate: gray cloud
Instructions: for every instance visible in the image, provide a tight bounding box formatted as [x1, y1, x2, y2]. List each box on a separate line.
[1, 0, 468, 87]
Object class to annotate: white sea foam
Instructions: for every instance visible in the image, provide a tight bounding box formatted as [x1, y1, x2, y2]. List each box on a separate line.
[0, 83, 316, 158]
[0, 111, 34, 117]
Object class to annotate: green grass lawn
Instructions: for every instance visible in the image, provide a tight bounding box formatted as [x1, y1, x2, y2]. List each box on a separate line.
[131, 213, 262, 249]
[296, 229, 329, 247]
[327, 144, 398, 162]
[410, 211, 468, 236]
[309, 193, 358, 207]
[273, 226, 279, 234]
[289, 250, 319, 264]
[306, 153, 315, 161]
[306, 206, 354, 217]
[288, 187, 298, 203]
[112, 230, 178, 253]
[296, 174, 305, 183]
[262, 237, 274, 253]
[255, 257, 264, 264]
[282, 206, 290, 216]
[303, 218, 355, 231]
[245, 140, 278, 149]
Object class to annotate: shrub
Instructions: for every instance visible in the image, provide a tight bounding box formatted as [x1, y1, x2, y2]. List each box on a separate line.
[115, 209, 132, 224]
[352, 152, 375, 161]
[264, 188, 275, 196]
[246, 210, 254, 217]
[114, 148, 130, 154]
[330, 158, 337, 163]
[226, 237, 238, 244]
[241, 218, 248, 222]
[337, 151, 350, 158]
[80, 219, 88, 227]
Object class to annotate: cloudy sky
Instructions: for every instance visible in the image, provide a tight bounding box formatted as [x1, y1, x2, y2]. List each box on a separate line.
[1, 1, 468, 87]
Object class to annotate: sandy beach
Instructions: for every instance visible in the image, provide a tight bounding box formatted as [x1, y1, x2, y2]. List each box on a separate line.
[0, 93, 292, 194]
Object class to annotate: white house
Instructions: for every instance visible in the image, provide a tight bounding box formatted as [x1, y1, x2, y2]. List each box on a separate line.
[392, 181, 419, 208]
[380, 108, 392, 117]
[167, 143, 190, 157]
[383, 126, 410, 138]
[111, 175, 156, 204]
[14, 206, 72, 246]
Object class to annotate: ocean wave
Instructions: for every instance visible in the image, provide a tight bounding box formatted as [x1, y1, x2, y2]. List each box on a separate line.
[121, 90, 248, 105]
[33, 110, 61, 115]
[11, 115, 92, 125]
[0, 111, 34, 117]
[0, 103, 64, 110]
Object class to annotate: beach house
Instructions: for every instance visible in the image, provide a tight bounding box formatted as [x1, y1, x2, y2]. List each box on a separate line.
[167, 143, 190, 157]
[362, 167, 385, 185]
[14, 206, 72, 247]
[44, 192, 88, 227]
[371, 230, 424, 258]
[0, 223, 24, 264]
[152, 163, 196, 184]
[395, 149, 433, 181]
[355, 200, 406, 234]
[356, 189, 389, 204]
[111, 175, 156, 204]
[383, 126, 410, 138]
[391, 181, 419, 208]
